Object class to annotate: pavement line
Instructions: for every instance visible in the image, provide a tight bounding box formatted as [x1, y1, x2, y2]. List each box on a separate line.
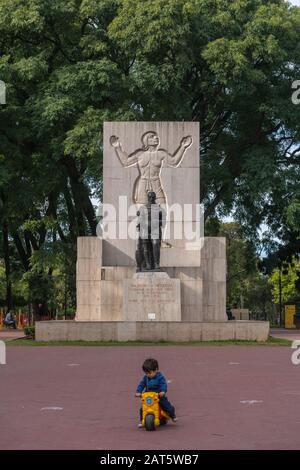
[240, 400, 263, 405]
[40, 407, 64, 411]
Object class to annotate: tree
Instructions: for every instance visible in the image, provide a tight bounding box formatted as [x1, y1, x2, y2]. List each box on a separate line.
[109, 0, 300, 233]
[206, 221, 259, 306]
[0, 0, 299, 310]
[268, 258, 300, 304]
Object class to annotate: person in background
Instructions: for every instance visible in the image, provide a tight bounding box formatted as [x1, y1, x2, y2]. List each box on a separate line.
[4, 310, 17, 329]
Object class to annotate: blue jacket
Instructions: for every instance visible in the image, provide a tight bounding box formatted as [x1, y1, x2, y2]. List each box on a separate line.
[136, 371, 168, 394]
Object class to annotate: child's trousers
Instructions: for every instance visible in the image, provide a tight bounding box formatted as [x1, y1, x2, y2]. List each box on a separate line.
[159, 396, 175, 418]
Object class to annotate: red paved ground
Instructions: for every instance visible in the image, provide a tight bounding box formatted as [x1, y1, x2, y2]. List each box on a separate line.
[270, 328, 300, 342]
[0, 345, 300, 450]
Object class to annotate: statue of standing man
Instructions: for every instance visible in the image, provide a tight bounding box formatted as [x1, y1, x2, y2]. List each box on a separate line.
[136, 191, 165, 271]
[110, 131, 192, 204]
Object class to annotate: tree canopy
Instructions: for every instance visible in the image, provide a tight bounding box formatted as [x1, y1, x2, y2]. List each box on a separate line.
[0, 0, 299, 312]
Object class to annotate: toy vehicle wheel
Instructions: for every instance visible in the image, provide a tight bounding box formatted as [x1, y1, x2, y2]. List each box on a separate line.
[160, 418, 167, 426]
[145, 414, 155, 431]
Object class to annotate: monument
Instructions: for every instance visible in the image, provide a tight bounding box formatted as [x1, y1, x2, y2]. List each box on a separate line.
[36, 122, 269, 341]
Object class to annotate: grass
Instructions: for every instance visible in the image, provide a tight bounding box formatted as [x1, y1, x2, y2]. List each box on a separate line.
[6, 336, 291, 347]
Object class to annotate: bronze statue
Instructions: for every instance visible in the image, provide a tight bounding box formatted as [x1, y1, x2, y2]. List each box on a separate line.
[136, 191, 164, 271]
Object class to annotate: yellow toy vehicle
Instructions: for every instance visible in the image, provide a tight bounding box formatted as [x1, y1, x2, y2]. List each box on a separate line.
[141, 391, 171, 431]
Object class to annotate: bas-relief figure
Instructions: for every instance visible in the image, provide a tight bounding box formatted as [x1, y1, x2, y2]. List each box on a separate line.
[110, 131, 193, 204]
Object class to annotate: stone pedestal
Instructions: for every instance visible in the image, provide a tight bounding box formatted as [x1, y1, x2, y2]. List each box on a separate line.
[36, 320, 270, 342]
[75, 237, 227, 322]
[76, 237, 102, 321]
[123, 272, 181, 321]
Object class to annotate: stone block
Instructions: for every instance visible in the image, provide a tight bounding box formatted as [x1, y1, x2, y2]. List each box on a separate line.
[100, 280, 123, 306]
[161, 167, 200, 207]
[166, 322, 192, 341]
[234, 321, 269, 341]
[200, 237, 226, 259]
[201, 258, 226, 282]
[76, 280, 101, 307]
[202, 306, 216, 321]
[102, 239, 136, 267]
[87, 306, 102, 321]
[136, 322, 168, 342]
[160, 247, 201, 267]
[101, 266, 136, 281]
[181, 279, 203, 306]
[100, 306, 123, 321]
[76, 259, 102, 281]
[76, 304, 92, 321]
[202, 281, 225, 306]
[123, 272, 181, 321]
[77, 237, 102, 260]
[231, 309, 250, 320]
[97, 322, 118, 341]
[103, 122, 199, 266]
[117, 322, 137, 341]
[36, 320, 270, 342]
[168, 267, 202, 280]
[181, 305, 203, 322]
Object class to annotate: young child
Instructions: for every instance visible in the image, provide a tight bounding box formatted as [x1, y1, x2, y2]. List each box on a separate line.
[135, 358, 177, 427]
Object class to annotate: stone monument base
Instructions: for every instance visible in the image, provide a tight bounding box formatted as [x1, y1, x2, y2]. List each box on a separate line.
[123, 271, 181, 321]
[76, 236, 227, 322]
[35, 320, 269, 342]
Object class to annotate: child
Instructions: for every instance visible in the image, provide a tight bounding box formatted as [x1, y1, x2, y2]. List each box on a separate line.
[135, 358, 177, 427]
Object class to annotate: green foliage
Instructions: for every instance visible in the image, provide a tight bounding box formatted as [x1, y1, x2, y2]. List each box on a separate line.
[218, 222, 257, 302]
[242, 274, 275, 323]
[0, 263, 6, 304]
[208, 221, 274, 320]
[0, 0, 299, 311]
[286, 202, 300, 231]
[23, 326, 35, 339]
[268, 258, 300, 303]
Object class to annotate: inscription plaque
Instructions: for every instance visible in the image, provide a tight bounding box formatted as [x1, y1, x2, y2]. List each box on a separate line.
[123, 272, 181, 321]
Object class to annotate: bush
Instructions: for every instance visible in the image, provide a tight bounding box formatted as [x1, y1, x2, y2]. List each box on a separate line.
[23, 326, 35, 339]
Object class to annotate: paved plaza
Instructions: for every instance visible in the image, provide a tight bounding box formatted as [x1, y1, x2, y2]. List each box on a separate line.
[1, 345, 300, 450]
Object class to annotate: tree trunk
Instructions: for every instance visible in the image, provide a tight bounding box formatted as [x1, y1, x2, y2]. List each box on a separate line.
[2, 223, 13, 310]
[60, 156, 97, 234]
[63, 181, 77, 240]
[12, 231, 30, 271]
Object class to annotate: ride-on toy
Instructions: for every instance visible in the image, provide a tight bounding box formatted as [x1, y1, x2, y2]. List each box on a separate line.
[141, 392, 171, 431]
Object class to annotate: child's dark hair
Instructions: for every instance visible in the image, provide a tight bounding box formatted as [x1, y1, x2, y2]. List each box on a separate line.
[142, 358, 159, 373]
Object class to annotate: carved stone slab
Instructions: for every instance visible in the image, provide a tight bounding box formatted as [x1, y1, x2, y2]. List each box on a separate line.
[103, 122, 199, 266]
[123, 272, 181, 321]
